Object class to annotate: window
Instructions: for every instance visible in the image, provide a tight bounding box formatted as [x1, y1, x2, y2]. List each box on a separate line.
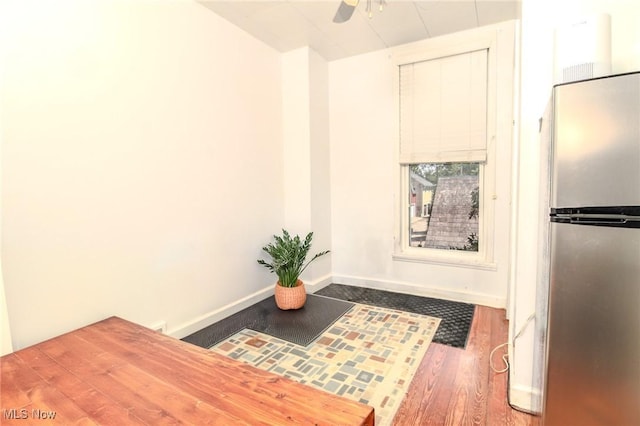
[391, 25, 514, 269]
[398, 49, 488, 165]
[409, 162, 480, 252]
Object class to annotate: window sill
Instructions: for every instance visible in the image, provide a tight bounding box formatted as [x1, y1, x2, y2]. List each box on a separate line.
[392, 251, 497, 271]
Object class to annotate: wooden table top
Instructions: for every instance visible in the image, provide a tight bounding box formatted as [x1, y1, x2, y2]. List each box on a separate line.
[1, 316, 374, 425]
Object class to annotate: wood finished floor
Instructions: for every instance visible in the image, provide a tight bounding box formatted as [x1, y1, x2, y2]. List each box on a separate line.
[394, 305, 542, 425]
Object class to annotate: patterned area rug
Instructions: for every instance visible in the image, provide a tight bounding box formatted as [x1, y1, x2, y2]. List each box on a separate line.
[211, 303, 440, 426]
[316, 283, 475, 348]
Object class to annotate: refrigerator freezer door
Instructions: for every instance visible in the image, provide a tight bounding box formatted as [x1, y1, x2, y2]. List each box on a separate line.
[552, 73, 640, 208]
[544, 222, 640, 425]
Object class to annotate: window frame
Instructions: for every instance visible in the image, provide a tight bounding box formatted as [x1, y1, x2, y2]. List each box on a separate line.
[405, 162, 482, 251]
[397, 162, 494, 269]
[391, 29, 504, 270]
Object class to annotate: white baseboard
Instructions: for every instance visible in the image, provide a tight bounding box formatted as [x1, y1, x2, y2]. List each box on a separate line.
[169, 273, 505, 340]
[304, 273, 333, 293]
[168, 274, 334, 340]
[509, 382, 542, 415]
[168, 284, 274, 339]
[331, 274, 507, 308]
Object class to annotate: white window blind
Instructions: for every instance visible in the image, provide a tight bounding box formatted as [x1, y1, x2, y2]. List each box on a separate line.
[399, 49, 488, 164]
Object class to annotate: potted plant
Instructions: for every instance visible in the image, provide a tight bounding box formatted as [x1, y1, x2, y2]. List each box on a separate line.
[257, 229, 330, 310]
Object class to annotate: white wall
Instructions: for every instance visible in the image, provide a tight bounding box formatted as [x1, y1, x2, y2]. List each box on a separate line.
[308, 48, 333, 283]
[0, 272, 11, 356]
[1, 0, 284, 349]
[328, 23, 516, 308]
[283, 48, 312, 234]
[510, 0, 640, 412]
[0, 131, 12, 355]
[281, 47, 332, 286]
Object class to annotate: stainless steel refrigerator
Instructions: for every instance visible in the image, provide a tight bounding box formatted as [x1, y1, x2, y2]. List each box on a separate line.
[544, 72, 640, 425]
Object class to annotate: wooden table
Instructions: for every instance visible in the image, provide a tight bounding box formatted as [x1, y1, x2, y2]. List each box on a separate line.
[1, 316, 374, 425]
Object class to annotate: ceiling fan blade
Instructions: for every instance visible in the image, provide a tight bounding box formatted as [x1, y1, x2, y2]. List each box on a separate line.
[333, 0, 358, 23]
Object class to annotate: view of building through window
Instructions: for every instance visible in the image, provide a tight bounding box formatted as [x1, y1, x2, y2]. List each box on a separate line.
[409, 163, 479, 251]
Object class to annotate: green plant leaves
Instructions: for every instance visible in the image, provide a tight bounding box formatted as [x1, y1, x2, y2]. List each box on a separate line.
[257, 229, 330, 287]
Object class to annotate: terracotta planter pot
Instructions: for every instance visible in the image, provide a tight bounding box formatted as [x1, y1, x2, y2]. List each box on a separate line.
[274, 279, 306, 310]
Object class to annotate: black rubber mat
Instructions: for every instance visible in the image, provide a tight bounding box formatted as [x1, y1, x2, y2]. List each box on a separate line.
[315, 284, 475, 348]
[182, 294, 354, 348]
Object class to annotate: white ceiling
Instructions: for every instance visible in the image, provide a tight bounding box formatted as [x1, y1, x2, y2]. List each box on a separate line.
[197, 0, 521, 61]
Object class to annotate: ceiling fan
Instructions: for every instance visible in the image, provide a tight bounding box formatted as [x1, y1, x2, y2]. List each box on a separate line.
[333, 0, 386, 23]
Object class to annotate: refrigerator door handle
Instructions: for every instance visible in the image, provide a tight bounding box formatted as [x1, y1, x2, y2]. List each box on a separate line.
[550, 214, 640, 228]
[570, 216, 627, 225]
